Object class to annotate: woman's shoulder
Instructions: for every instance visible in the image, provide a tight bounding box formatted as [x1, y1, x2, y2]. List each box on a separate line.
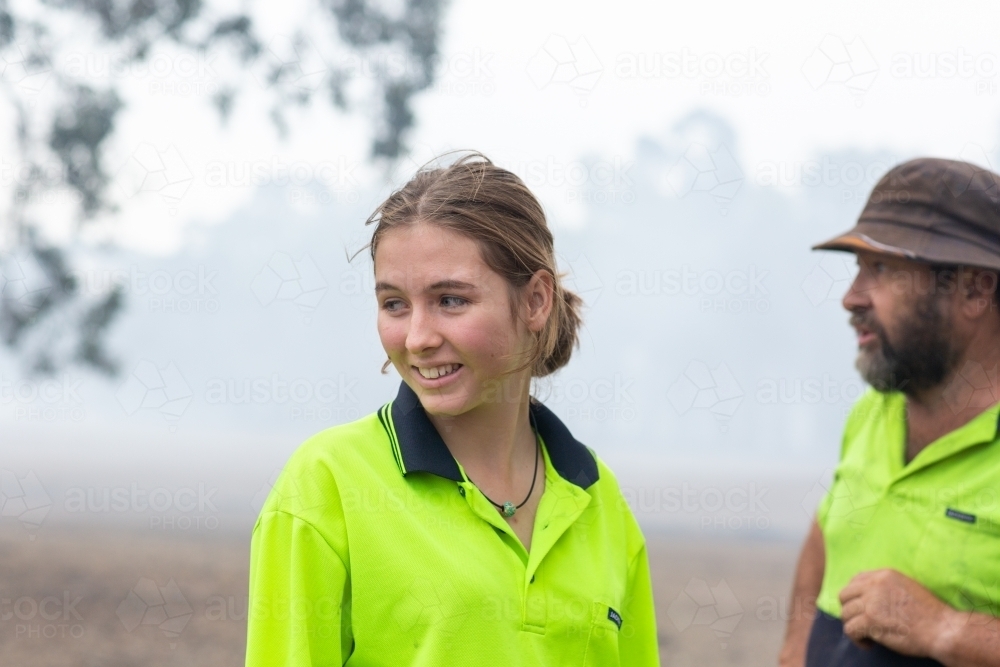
[582, 450, 648, 556]
[287, 409, 388, 467]
[258, 408, 393, 518]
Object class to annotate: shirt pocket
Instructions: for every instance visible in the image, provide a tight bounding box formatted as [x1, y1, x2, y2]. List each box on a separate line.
[911, 508, 1000, 616]
[582, 600, 621, 666]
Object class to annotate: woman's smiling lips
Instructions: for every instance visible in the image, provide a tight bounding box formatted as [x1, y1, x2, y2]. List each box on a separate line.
[411, 363, 464, 387]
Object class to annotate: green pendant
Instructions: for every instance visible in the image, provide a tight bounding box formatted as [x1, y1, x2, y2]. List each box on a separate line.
[501, 501, 516, 517]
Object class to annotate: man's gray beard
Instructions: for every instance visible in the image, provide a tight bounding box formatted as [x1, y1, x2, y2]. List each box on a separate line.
[853, 293, 960, 396]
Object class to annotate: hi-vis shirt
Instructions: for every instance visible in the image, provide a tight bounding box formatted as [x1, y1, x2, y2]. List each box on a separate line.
[245, 382, 660, 666]
[816, 388, 1000, 619]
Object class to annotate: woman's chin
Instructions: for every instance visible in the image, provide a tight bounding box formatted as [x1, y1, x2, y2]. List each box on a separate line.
[419, 394, 473, 418]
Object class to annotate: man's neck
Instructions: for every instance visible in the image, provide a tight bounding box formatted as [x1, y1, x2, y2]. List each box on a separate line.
[905, 354, 1000, 463]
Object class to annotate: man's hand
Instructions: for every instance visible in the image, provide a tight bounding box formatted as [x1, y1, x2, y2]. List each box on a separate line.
[839, 569, 955, 657]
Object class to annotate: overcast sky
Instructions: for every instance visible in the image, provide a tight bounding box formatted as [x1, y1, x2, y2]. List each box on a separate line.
[4, 0, 1000, 538]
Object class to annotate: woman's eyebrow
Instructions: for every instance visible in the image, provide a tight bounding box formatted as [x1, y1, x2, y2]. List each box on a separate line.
[428, 279, 477, 291]
[375, 279, 477, 293]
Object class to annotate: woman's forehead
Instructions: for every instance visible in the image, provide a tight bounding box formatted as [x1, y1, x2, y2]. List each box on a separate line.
[374, 227, 499, 289]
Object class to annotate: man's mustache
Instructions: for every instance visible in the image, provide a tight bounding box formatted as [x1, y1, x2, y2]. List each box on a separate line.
[849, 310, 886, 339]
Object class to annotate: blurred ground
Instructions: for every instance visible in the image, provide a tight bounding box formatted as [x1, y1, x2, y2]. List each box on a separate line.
[0, 526, 799, 666]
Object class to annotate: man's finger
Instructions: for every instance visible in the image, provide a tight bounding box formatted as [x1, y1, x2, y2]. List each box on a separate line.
[843, 615, 881, 647]
[839, 579, 867, 605]
[840, 597, 866, 622]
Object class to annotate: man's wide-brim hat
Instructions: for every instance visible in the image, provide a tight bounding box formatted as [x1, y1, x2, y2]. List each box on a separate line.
[813, 157, 1000, 270]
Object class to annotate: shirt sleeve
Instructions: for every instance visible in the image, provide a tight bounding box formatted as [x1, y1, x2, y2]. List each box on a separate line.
[619, 541, 660, 666]
[245, 510, 352, 667]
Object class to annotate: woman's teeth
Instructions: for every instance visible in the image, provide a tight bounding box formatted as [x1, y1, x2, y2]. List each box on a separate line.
[417, 364, 461, 380]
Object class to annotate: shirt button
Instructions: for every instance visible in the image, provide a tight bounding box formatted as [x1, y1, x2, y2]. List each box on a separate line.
[458, 486, 466, 497]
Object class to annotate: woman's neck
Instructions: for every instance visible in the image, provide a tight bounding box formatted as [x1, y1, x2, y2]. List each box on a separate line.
[427, 376, 536, 487]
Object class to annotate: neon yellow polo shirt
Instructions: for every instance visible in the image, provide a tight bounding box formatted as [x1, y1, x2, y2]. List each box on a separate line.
[245, 382, 659, 666]
[816, 388, 1000, 618]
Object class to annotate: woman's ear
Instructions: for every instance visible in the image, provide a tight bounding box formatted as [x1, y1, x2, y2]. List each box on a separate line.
[524, 270, 555, 333]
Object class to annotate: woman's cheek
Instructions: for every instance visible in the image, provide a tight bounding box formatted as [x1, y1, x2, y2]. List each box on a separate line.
[377, 316, 407, 355]
[455, 315, 517, 371]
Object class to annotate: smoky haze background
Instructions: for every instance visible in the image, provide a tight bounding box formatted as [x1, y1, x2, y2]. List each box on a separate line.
[4, 0, 1000, 556]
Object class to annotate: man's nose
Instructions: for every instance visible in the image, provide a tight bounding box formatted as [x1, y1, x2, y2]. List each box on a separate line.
[842, 265, 872, 312]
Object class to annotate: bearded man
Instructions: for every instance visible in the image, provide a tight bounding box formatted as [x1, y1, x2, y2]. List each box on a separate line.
[779, 157, 1000, 667]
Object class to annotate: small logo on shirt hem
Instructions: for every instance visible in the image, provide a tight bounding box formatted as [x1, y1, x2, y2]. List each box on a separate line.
[607, 607, 622, 629]
[945, 508, 976, 524]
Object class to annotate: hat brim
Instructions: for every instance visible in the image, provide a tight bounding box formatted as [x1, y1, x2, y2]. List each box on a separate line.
[812, 222, 1000, 272]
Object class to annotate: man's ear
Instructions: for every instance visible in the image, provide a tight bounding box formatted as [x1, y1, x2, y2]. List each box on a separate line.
[960, 268, 999, 320]
[524, 270, 555, 333]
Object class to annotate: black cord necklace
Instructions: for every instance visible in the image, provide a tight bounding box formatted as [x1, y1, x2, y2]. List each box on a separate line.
[476, 436, 540, 518]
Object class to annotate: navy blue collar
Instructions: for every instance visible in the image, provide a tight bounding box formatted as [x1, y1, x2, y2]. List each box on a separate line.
[383, 381, 599, 489]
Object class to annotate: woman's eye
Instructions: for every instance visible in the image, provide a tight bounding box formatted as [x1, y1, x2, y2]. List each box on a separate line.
[382, 298, 405, 312]
[440, 295, 468, 308]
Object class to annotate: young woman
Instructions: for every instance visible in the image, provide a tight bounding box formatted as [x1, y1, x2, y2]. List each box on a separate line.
[245, 153, 659, 666]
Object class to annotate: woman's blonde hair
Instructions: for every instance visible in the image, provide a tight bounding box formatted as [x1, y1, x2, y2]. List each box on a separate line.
[365, 152, 583, 377]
